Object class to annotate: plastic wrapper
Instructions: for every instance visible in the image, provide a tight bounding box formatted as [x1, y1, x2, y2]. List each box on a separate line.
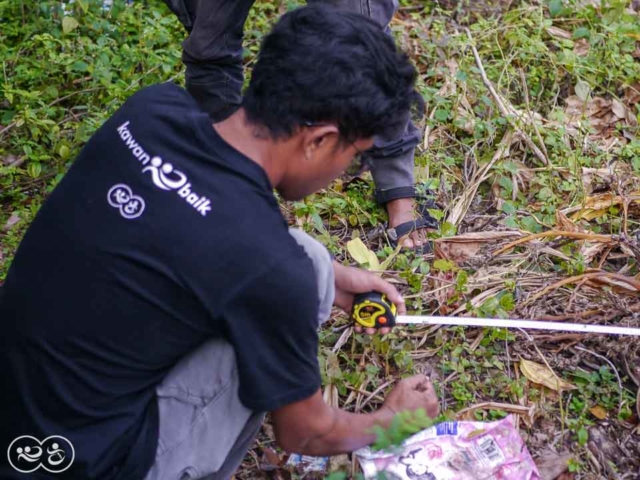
[285, 453, 329, 473]
[356, 415, 540, 480]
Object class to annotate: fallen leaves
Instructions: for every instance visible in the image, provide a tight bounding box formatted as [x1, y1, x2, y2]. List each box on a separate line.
[573, 38, 590, 57]
[259, 448, 282, 472]
[519, 359, 577, 391]
[589, 405, 608, 420]
[555, 211, 582, 233]
[564, 94, 638, 141]
[579, 164, 626, 194]
[571, 191, 640, 221]
[546, 26, 572, 40]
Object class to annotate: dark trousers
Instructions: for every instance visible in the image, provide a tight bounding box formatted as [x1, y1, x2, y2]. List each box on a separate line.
[164, 0, 419, 192]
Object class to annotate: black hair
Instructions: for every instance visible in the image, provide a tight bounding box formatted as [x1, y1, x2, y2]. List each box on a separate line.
[243, 5, 424, 143]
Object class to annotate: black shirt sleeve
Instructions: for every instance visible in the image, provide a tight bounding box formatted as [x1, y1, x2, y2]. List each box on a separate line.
[222, 254, 322, 412]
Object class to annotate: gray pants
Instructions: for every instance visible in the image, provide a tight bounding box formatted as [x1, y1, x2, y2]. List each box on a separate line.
[144, 229, 334, 480]
[163, 0, 417, 193]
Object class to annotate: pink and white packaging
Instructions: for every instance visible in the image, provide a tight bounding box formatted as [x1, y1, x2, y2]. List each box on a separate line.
[356, 415, 540, 480]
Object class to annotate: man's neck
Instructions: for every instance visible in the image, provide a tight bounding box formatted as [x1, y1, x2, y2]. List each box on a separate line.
[212, 109, 283, 187]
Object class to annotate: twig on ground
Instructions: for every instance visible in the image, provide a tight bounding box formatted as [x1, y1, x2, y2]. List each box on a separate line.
[422, 106, 437, 151]
[493, 230, 616, 257]
[359, 380, 395, 411]
[455, 401, 535, 420]
[332, 327, 352, 353]
[519, 69, 549, 160]
[464, 28, 549, 166]
[447, 131, 513, 226]
[522, 271, 640, 306]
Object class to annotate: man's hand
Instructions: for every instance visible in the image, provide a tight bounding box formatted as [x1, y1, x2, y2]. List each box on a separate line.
[382, 375, 439, 419]
[271, 376, 439, 456]
[332, 261, 405, 335]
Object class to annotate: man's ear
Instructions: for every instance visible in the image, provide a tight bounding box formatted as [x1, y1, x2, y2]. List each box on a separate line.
[303, 124, 340, 161]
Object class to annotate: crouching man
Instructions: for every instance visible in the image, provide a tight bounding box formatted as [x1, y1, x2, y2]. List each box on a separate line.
[0, 6, 438, 479]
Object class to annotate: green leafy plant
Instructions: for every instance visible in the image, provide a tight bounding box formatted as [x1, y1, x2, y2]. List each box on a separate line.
[371, 409, 447, 452]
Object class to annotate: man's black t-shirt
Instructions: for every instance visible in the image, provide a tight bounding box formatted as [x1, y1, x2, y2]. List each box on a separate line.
[0, 83, 322, 479]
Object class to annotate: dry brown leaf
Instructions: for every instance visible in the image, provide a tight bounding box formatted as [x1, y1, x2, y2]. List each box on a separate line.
[539, 246, 573, 262]
[260, 448, 283, 471]
[436, 58, 459, 98]
[430, 270, 461, 315]
[611, 99, 627, 119]
[434, 231, 522, 263]
[519, 359, 577, 391]
[456, 105, 476, 133]
[581, 166, 615, 193]
[491, 181, 505, 212]
[332, 327, 352, 353]
[546, 26, 572, 39]
[564, 95, 586, 111]
[555, 211, 581, 233]
[625, 83, 640, 105]
[563, 94, 635, 140]
[573, 38, 590, 56]
[571, 191, 640, 221]
[588, 274, 640, 293]
[589, 405, 608, 420]
[512, 160, 535, 187]
[587, 427, 624, 459]
[581, 242, 608, 264]
[535, 452, 573, 480]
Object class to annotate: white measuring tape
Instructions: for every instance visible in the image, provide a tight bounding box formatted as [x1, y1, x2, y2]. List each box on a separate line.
[395, 315, 640, 336]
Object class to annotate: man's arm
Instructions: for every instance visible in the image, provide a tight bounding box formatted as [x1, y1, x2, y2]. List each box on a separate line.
[271, 375, 438, 456]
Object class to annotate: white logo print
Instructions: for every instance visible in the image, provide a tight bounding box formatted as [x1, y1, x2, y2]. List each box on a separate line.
[142, 157, 187, 191]
[7, 435, 75, 474]
[108, 184, 146, 219]
[117, 121, 212, 217]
